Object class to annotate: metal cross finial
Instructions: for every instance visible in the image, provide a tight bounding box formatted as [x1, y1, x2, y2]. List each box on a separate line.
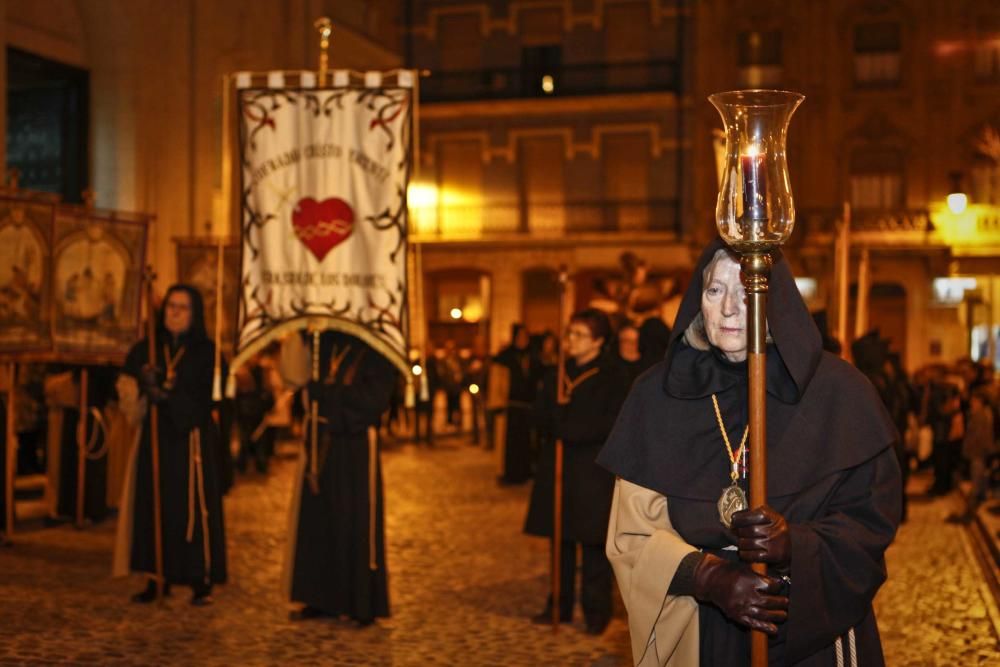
[315, 17, 333, 83]
[82, 188, 96, 209]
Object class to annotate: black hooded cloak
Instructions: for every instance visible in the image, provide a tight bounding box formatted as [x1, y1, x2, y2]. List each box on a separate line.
[122, 284, 227, 587]
[598, 239, 902, 666]
[287, 330, 398, 622]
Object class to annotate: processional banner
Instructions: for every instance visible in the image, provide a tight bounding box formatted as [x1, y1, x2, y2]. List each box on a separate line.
[0, 194, 55, 355]
[51, 207, 147, 362]
[174, 237, 240, 353]
[0, 191, 149, 363]
[233, 71, 413, 374]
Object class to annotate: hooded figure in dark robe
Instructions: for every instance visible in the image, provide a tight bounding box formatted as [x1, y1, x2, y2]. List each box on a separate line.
[524, 308, 628, 635]
[599, 240, 901, 666]
[491, 324, 538, 484]
[284, 330, 398, 625]
[113, 284, 227, 605]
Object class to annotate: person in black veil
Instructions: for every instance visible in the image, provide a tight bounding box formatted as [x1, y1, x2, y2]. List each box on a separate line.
[113, 284, 227, 605]
[525, 308, 627, 635]
[491, 324, 538, 484]
[614, 323, 646, 391]
[285, 330, 398, 626]
[599, 240, 901, 666]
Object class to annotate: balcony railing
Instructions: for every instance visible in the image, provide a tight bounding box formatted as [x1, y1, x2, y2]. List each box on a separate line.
[410, 198, 680, 238]
[420, 60, 680, 103]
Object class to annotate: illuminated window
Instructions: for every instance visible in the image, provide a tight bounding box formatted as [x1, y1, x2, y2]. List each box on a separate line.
[850, 148, 904, 210]
[853, 22, 901, 86]
[974, 33, 1000, 81]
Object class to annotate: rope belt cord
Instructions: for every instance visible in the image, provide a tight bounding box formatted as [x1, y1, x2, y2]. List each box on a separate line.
[85, 408, 110, 460]
[185, 428, 212, 585]
[835, 628, 859, 667]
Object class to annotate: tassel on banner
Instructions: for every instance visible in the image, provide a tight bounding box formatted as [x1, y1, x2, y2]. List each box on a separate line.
[224, 373, 237, 399]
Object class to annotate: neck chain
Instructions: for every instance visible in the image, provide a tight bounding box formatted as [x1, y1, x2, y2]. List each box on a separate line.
[325, 344, 352, 383]
[163, 344, 185, 390]
[711, 393, 748, 483]
[711, 393, 750, 529]
[561, 366, 599, 403]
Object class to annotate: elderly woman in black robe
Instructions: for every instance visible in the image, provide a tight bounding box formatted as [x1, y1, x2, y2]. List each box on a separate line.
[599, 240, 902, 666]
[284, 330, 398, 626]
[113, 284, 227, 605]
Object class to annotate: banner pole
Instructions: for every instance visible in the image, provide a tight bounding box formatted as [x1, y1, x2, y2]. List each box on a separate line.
[315, 18, 332, 85]
[309, 330, 320, 495]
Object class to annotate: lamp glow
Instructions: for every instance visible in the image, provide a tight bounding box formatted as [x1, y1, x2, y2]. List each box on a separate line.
[412, 364, 423, 376]
[469, 383, 480, 395]
[947, 192, 968, 214]
[541, 75, 554, 94]
[450, 307, 463, 320]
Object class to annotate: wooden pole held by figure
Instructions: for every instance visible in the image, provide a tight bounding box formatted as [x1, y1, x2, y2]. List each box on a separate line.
[836, 202, 851, 358]
[75, 368, 89, 528]
[144, 268, 165, 599]
[552, 265, 571, 632]
[854, 246, 871, 340]
[741, 252, 771, 667]
[4, 362, 17, 539]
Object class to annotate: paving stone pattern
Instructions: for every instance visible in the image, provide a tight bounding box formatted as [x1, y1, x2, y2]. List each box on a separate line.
[0, 440, 997, 666]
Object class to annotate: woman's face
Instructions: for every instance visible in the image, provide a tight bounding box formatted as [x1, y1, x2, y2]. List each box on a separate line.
[164, 290, 193, 336]
[701, 253, 747, 362]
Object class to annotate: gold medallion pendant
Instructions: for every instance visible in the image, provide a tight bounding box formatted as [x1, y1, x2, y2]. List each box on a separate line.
[718, 483, 748, 529]
[711, 394, 749, 529]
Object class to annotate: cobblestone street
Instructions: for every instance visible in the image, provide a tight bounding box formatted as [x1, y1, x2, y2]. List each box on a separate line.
[1, 437, 998, 666]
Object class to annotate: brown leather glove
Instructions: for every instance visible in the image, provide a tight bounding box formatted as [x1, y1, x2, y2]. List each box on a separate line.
[731, 505, 791, 571]
[692, 553, 788, 635]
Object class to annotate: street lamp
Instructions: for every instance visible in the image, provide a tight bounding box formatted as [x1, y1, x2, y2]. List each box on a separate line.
[947, 170, 968, 214]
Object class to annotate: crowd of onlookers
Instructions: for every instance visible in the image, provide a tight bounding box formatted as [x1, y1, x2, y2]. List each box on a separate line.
[852, 332, 1000, 523]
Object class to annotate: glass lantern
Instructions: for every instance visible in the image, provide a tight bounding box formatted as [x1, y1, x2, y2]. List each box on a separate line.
[709, 89, 804, 253]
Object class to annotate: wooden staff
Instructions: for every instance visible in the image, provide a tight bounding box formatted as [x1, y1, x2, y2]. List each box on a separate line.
[211, 239, 224, 402]
[4, 362, 16, 539]
[75, 368, 89, 528]
[308, 330, 320, 495]
[144, 267, 165, 599]
[741, 252, 771, 667]
[836, 202, 851, 358]
[552, 265, 571, 632]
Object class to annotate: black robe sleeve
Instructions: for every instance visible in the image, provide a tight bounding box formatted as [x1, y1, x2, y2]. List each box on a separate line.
[123, 340, 146, 380]
[784, 446, 902, 662]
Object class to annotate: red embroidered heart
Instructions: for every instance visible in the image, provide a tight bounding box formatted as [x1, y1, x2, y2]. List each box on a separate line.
[291, 197, 355, 261]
